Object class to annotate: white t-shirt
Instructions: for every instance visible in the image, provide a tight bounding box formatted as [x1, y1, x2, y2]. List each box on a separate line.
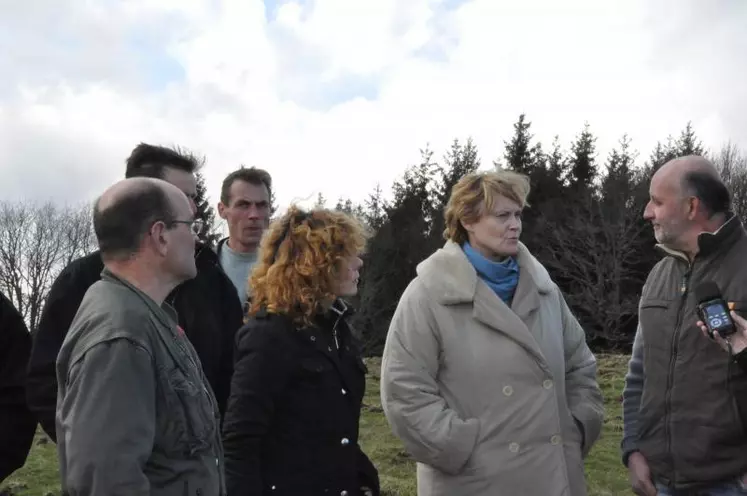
[218, 241, 258, 306]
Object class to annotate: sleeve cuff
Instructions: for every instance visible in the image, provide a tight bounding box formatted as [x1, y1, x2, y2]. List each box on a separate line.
[573, 417, 586, 452]
[570, 403, 603, 458]
[620, 437, 639, 467]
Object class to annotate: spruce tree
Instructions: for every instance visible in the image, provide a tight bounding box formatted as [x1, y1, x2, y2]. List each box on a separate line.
[194, 171, 221, 245]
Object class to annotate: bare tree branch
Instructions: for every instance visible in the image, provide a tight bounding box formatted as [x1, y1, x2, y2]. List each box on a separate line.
[0, 201, 95, 330]
[539, 194, 646, 347]
[713, 142, 747, 221]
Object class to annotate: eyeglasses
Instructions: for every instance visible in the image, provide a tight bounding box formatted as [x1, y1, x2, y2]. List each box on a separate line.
[169, 218, 205, 236]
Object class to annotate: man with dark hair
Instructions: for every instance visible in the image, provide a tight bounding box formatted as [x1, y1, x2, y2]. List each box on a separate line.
[56, 177, 224, 495]
[124, 142, 203, 209]
[125, 142, 204, 179]
[216, 166, 272, 309]
[622, 155, 747, 495]
[0, 291, 36, 484]
[27, 143, 243, 442]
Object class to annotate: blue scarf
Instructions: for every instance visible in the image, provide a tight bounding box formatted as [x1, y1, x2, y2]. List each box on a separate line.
[462, 242, 520, 304]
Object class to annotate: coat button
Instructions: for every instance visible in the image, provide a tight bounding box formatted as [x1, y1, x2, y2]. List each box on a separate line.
[341, 437, 350, 446]
[341, 388, 347, 395]
[310, 336, 316, 341]
[551, 435, 562, 445]
[341, 491, 349, 496]
[509, 442, 519, 453]
[502, 385, 513, 396]
[543, 379, 553, 389]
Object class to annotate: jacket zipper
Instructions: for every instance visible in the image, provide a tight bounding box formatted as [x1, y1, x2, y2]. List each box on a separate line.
[665, 264, 692, 485]
[330, 299, 347, 352]
[175, 334, 224, 493]
[726, 350, 744, 439]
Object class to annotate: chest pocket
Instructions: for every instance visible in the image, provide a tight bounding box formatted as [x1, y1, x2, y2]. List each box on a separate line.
[639, 298, 673, 352]
[157, 363, 216, 457]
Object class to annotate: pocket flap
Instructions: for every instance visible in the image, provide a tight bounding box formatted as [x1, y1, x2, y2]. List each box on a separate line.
[640, 298, 671, 309]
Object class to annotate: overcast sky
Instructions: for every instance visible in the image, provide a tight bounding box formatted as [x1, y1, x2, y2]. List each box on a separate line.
[1, 0, 745, 213]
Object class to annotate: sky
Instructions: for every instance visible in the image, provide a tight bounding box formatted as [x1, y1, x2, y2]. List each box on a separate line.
[1, 0, 746, 214]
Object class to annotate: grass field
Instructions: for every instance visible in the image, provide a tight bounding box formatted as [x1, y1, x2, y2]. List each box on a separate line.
[1, 354, 632, 496]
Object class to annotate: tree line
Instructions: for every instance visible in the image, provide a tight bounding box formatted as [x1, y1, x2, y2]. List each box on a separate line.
[2, 116, 746, 353]
[328, 116, 747, 354]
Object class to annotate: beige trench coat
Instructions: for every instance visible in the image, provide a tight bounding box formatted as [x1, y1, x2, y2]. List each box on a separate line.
[380, 241, 604, 496]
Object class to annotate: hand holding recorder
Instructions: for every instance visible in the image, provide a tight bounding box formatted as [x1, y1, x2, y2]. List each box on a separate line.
[694, 281, 747, 356]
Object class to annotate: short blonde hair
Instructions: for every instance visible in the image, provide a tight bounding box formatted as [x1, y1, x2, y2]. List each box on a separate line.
[249, 204, 370, 327]
[443, 170, 531, 245]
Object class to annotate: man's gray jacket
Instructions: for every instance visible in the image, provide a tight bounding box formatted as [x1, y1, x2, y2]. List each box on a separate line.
[55, 269, 225, 496]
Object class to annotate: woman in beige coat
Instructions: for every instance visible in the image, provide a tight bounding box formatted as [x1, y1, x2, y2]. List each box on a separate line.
[380, 170, 605, 496]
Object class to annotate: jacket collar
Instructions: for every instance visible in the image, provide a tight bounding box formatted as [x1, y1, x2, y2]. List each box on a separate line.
[655, 213, 746, 263]
[99, 268, 179, 331]
[318, 298, 355, 326]
[195, 240, 220, 267]
[254, 298, 355, 327]
[416, 240, 553, 306]
[214, 237, 229, 258]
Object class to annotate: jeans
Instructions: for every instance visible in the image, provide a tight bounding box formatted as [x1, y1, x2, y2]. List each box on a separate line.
[655, 480, 747, 496]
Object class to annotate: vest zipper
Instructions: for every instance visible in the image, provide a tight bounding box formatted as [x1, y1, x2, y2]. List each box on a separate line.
[665, 265, 692, 486]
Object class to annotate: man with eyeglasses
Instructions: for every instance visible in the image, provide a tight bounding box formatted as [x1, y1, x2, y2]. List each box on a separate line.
[56, 177, 224, 495]
[27, 143, 243, 443]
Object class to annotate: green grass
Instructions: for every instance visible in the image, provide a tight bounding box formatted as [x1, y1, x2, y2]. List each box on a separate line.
[2, 354, 631, 496]
[1, 430, 60, 496]
[359, 354, 632, 496]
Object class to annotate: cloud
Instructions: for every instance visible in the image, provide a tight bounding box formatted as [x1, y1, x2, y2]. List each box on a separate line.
[1, 0, 745, 213]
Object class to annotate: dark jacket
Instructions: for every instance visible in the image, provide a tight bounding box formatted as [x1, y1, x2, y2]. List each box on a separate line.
[57, 269, 225, 495]
[26, 242, 244, 441]
[0, 291, 37, 483]
[222, 300, 380, 496]
[622, 214, 747, 490]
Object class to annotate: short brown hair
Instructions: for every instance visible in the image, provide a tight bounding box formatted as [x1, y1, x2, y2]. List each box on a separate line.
[125, 143, 202, 179]
[94, 179, 176, 262]
[249, 205, 370, 327]
[443, 169, 530, 245]
[220, 166, 272, 205]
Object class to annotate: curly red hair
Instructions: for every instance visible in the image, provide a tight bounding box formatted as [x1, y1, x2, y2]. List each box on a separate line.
[248, 204, 370, 328]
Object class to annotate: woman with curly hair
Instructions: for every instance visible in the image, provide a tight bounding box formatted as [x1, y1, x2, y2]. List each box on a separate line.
[222, 205, 380, 496]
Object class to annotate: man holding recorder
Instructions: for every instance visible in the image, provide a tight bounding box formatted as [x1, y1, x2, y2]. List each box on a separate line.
[621, 155, 747, 495]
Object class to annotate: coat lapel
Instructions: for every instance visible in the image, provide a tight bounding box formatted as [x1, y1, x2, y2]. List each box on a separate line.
[419, 241, 551, 370]
[511, 264, 541, 323]
[472, 282, 547, 367]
